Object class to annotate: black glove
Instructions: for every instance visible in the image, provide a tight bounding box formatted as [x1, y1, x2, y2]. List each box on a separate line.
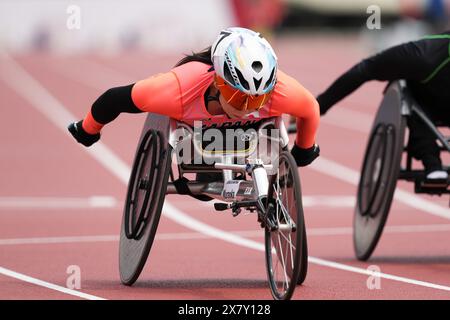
[68, 120, 100, 147]
[290, 143, 320, 167]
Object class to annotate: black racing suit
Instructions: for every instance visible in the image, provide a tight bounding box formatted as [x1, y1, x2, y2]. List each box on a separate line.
[317, 31, 450, 172]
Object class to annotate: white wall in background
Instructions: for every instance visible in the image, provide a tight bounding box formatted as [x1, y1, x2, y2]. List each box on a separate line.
[0, 0, 235, 53]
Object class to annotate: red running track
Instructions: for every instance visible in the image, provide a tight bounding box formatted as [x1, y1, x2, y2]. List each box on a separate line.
[0, 34, 449, 300]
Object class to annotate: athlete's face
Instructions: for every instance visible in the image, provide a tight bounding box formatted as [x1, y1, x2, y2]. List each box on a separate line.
[219, 94, 253, 119]
[213, 81, 253, 119]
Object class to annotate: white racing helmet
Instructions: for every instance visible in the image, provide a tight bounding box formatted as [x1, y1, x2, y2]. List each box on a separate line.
[211, 27, 278, 96]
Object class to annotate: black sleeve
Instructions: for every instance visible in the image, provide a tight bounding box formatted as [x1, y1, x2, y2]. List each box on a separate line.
[91, 84, 143, 124]
[317, 41, 430, 115]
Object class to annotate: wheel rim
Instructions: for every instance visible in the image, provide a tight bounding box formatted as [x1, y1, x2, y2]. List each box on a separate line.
[358, 124, 395, 217]
[119, 131, 170, 285]
[124, 130, 160, 240]
[354, 81, 407, 261]
[266, 153, 303, 300]
[354, 124, 398, 260]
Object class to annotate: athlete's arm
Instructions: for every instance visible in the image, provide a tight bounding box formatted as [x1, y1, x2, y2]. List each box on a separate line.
[269, 71, 320, 166]
[78, 72, 183, 136]
[80, 84, 141, 134]
[288, 89, 320, 166]
[317, 40, 429, 115]
[68, 84, 142, 146]
[271, 71, 320, 149]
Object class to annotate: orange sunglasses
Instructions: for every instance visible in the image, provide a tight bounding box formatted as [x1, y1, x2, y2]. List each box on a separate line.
[215, 75, 272, 111]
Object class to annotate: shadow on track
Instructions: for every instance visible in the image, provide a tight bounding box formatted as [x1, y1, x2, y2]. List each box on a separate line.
[87, 278, 268, 290]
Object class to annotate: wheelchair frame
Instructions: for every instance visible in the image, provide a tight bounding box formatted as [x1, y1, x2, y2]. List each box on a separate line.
[397, 82, 450, 194]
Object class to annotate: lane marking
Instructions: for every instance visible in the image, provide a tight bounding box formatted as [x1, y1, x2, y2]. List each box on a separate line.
[0, 52, 131, 184]
[0, 235, 119, 246]
[163, 202, 450, 292]
[306, 223, 450, 236]
[196, 195, 356, 209]
[47, 57, 136, 91]
[308, 257, 450, 292]
[0, 195, 353, 210]
[3, 53, 450, 296]
[321, 107, 374, 133]
[0, 196, 117, 209]
[0, 266, 105, 300]
[2, 223, 450, 245]
[302, 195, 355, 208]
[310, 157, 450, 220]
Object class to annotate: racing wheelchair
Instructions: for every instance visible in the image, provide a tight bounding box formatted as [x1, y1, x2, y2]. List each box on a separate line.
[354, 80, 450, 261]
[118, 114, 308, 300]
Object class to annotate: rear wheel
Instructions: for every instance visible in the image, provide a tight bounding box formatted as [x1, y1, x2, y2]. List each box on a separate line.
[265, 151, 306, 300]
[354, 82, 406, 261]
[119, 129, 172, 285]
[354, 124, 397, 261]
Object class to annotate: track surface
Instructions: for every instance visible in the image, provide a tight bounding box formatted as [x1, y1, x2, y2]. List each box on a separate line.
[0, 34, 449, 300]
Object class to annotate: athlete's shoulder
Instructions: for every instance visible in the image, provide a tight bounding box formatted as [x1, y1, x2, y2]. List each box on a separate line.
[270, 70, 318, 117]
[171, 61, 214, 78]
[170, 61, 215, 95]
[273, 70, 312, 101]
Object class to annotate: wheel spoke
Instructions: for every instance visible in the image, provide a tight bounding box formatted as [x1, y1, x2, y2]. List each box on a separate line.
[276, 233, 289, 291]
[288, 233, 295, 270]
[278, 230, 296, 250]
[272, 243, 279, 284]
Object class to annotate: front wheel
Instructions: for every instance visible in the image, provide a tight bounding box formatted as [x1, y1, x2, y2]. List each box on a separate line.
[265, 150, 307, 300]
[297, 225, 308, 285]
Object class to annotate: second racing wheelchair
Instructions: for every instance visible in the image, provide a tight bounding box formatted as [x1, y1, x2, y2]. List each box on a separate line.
[354, 80, 450, 261]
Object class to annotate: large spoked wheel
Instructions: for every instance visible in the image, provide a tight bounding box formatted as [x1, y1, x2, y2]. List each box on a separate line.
[265, 150, 306, 300]
[354, 82, 406, 261]
[119, 127, 172, 285]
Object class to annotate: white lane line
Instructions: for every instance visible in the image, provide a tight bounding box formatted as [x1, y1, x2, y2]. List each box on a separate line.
[310, 157, 450, 220]
[308, 257, 450, 292]
[163, 202, 450, 292]
[0, 235, 119, 245]
[302, 195, 355, 208]
[0, 54, 110, 300]
[0, 231, 257, 246]
[0, 266, 105, 300]
[48, 57, 136, 91]
[307, 223, 450, 236]
[0, 52, 131, 184]
[0, 195, 352, 210]
[384, 223, 450, 233]
[2, 223, 450, 246]
[3, 53, 450, 295]
[321, 107, 374, 133]
[0, 196, 117, 209]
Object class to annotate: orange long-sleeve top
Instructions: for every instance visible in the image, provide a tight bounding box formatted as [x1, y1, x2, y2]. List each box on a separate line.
[131, 61, 319, 148]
